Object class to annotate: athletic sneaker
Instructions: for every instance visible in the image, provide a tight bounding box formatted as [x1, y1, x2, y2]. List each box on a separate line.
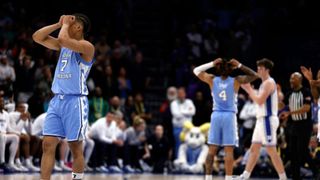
[25, 161, 40, 172]
[8, 163, 23, 172]
[232, 175, 246, 180]
[59, 162, 72, 172]
[95, 165, 109, 173]
[0, 163, 14, 173]
[54, 163, 63, 171]
[109, 165, 123, 173]
[123, 165, 135, 173]
[84, 165, 93, 172]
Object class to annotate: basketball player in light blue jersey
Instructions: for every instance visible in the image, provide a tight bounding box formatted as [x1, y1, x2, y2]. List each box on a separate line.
[33, 14, 94, 180]
[238, 59, 287, 180]
[193, 58, 258, 180]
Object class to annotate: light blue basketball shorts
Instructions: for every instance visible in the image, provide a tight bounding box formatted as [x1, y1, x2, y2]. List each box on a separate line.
[208, 111, 238, 146]
[43, 94, 88, 141]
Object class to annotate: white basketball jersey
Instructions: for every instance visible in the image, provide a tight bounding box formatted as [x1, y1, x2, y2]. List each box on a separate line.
[256, 77, 278, 118]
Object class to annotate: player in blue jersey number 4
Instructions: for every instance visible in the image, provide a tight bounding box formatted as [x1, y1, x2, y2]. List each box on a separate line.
[33, 14, 94, 180]
[193, 58, 258, 180]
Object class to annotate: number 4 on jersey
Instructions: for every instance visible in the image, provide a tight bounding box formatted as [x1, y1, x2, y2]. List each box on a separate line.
[219, 90, 227, 101]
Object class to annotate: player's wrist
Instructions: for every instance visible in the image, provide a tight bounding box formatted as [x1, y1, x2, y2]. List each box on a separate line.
[237, 63, 242, 68]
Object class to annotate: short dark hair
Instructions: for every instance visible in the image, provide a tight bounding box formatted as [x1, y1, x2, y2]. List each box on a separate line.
[256, 58, 274, 71]
[73, 13, 91, 35]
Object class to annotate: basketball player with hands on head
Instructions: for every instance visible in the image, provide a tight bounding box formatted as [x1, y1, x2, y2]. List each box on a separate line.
[193, 58, 258, 180]
[33, 14, 94, 180]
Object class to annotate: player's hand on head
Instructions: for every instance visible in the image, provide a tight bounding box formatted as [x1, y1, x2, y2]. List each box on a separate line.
[212, 58, 222, 66]
[229, 58, 240, 69]
[300, 66, 313, 81]
[58, 15, 65, 27]
[63, 15, 75, 25]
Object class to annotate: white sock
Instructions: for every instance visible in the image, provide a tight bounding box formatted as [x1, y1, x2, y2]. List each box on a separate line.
[59, 160, 65, 166]
[72, 172, 84, 179]
[242, 170, 251, 179]
[225, 175, 232, 180]
[0, 134, 6, 164]
[279, 172, 287, 180]
[205, 175, 212, 180]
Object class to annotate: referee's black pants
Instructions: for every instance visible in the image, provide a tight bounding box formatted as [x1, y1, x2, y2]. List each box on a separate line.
[287, 120, 316, 180]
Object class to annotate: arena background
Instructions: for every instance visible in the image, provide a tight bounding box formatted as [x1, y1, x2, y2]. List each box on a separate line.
[1, 0, 320, 179]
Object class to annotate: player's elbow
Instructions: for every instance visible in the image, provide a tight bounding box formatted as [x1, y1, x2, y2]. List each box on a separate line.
[32, 32, 42, 43]
[193, 68, 200, 76]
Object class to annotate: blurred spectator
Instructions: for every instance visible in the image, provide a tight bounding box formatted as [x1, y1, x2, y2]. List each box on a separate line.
[123, 117, 148, 173]
[9, 103, 39, 171]
[124, 95, 135, 125]
[0, 55, 15, 94]
[118, 67, 132, 103]
[132, 93, 152, 123]
[309, 136, 320, 172]
[239, 94, 256, 145]
[159, 86, 177, 154]
[129, 51, 150, 93]
[186, 24, 202, 59]
[15, 55, 35, 103]
[89, 113, 124, 172]
[102, 65, 119, 99]
[170, 87, 195, 158]
[109, 96, 125, 119]
[89, 86, 109, 124]
[203, 31, 219, 58]
[147, 125, 171, 173]
[95, 36, 111, 56]
[0, 95, 20, 171]
[192, 91, 211, 126]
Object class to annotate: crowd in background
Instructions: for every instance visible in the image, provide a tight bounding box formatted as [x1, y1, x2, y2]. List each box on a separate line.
[1, 0, 320, 178]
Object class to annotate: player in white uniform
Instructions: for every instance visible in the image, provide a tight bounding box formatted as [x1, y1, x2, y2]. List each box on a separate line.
[238, 58, 287, 180]
[301, 66, 320, 141]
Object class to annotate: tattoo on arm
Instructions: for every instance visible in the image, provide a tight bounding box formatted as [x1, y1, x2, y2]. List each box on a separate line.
[236, 65, 259, 84]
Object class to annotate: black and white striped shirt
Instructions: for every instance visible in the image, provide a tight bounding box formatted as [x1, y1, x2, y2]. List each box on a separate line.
[284, 87, 312, 121]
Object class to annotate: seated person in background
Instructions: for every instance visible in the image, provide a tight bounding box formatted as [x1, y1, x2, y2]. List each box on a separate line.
[9, 103, 40, 172]
[147, 124, 171, 173]
[0, 96, 20, 172]
[88, 112, 124, 173]
[123, 117, 149, 173]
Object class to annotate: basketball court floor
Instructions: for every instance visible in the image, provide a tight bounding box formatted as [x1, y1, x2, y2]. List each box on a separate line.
[0, 173, 278, 180]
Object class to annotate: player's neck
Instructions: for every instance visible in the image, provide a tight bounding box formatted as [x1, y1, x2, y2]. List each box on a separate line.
[220, 75, 228, 80]
[261, 74, 270, 81]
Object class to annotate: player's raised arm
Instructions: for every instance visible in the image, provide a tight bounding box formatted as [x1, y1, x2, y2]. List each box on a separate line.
[32, 16, 64, 51]
[193, 58, 221, 87]
[301, 66, 320, 99]
[241, 80, 274, 105]
[58, 15, 94, 62]
[230, 59, 259, 84]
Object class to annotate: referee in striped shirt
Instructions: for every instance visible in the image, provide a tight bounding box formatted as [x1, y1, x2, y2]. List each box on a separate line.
[280, 72, 317, 180]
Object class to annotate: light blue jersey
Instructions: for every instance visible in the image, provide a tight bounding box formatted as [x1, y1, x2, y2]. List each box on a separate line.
[52, 47, 93, 95]
[43, 47, 93, 141]
[212, 76, 237, 112]
[208, 76, 238, 146]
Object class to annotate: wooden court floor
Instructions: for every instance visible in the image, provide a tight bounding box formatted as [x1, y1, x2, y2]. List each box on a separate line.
[0, 173, 278, 180]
